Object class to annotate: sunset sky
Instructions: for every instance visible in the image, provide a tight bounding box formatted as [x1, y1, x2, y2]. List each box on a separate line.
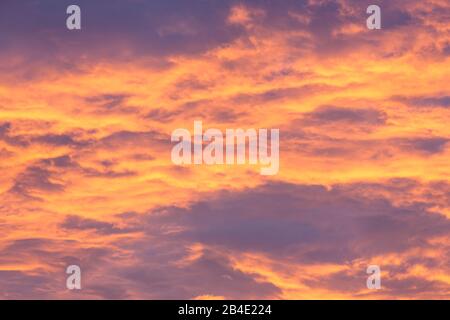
[0, 0, 449, 299]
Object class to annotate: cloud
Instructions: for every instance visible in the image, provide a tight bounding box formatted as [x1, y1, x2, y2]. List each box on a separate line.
[0, 122, 29, 147]
[140, 182, 450, 266]
[0, 237, 118, 299]
[2, 179, 450, 298]
[0, 0, 246, 71]
[117, 247, 280, 299]
[85, 94, 131, 110]
[9, 165, 65, 198]
[97, 130, 169, 154]
[33, 134, 87, 147]
[61, 215, 137, 235]
[72, 180, 448, 298]
[301, 106, 387, 126]
[0, 122, 90, 148]
[230, 84, 339, 106]
[1, 0, 449, 300]
[39, 155, 76, 168]
[398, 137, 449, 155]
[0, 270, 56, 300]
[395, 95, 450, 108]
[145, 109, 182, 122]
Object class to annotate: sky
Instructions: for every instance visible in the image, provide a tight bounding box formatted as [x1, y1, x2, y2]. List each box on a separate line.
[0, 0, 449, 299]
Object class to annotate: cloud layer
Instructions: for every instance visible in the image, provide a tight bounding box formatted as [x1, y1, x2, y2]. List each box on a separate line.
[0, 0, 449, 299]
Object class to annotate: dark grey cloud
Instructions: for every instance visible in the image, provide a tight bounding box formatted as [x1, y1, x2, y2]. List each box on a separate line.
[0, 237, 118, 299]
[7, 155, 81, 199]
[9, 165, 64, 198]
[117, 247, 280, 299]
[282, 122, 449, 159]
[140, 182, 450, 265]
[308, 1, 345, 40]
[0, 0, 446, 80]
[145, 109, 182, 122]
[32, 133, 87, 147]
[2, 179, 449, 298]
[93, 180, 449, 298]
[0, 270, 57, 300]
[61, 215, 137, 235]
[7, 152, 139, 201]
[0, 122, 29, 147]
[39, 155, 76, 168]
[382, 8, 414, 29]
[394, 95, 450, 108]
[99, 130, 168, 150]
[0, 122, 90, 148]
[398, 137, 449, 155]
[301, 106, 387, 126]
[85, 94, 130, 110]
[0, 122, 10, 136]
[210, 109, 249, 122]
[0, 0, 245, 70]
[305, 267, 450, 299]
[443, 43, 450, 56]
[230, 84, 338, 106]
[174, 76, 212, 92]
[82, 167, 137, 178]
[0, 232, 279, 299]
